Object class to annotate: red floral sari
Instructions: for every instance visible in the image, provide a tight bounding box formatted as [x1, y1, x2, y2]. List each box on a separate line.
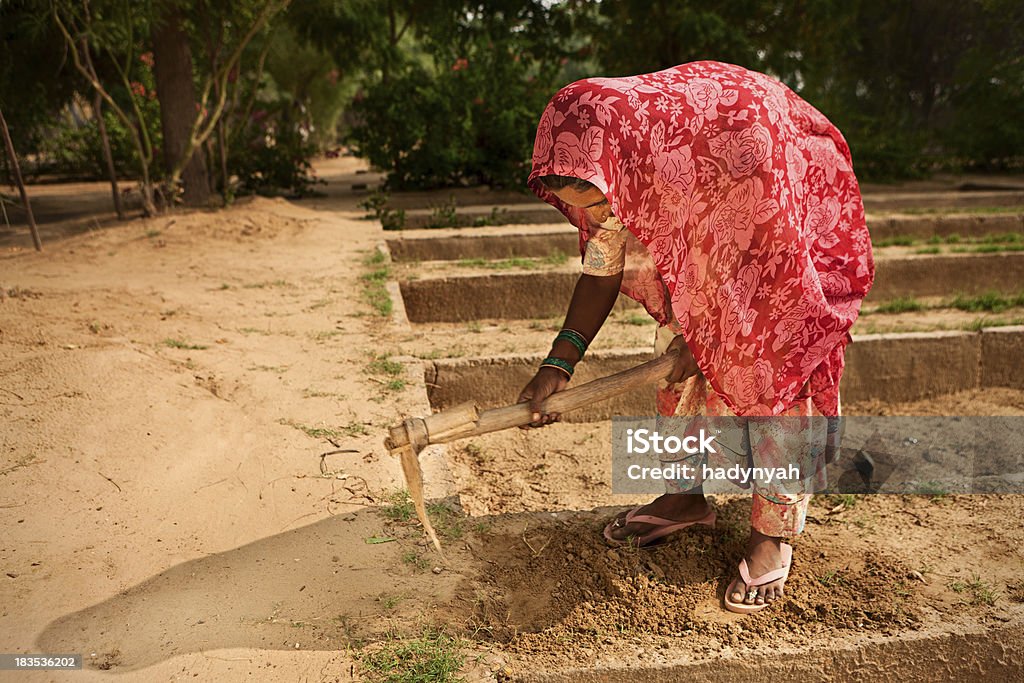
[528, 61, 874, 417]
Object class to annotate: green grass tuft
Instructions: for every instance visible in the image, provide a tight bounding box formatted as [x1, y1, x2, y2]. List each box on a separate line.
[951, 291, 1024, 313]
[381, 489, 415, 522]
[163, 338, 208, 350]
[949, 574, 997, 606]
[358, 628, 465, 683]
[872, 297, 924, 314]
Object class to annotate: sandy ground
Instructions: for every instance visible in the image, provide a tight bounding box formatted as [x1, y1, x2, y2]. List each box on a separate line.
[3, 165, 1024, 681]
[0, 196, 485, 681]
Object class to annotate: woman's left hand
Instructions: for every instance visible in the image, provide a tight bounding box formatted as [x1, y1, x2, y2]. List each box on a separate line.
[665, 334, 701, 384]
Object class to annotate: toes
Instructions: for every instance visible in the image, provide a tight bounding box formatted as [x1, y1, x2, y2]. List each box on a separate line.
[763, 586, 776, 603]
[728, 578, 746, 604]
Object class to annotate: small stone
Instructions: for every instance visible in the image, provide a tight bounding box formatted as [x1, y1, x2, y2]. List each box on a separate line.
[432, 566, 443, 574]
[294, 643, 300, 649]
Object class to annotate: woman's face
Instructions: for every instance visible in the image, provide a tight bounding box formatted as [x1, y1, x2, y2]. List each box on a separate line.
[549, 185, 613, 225]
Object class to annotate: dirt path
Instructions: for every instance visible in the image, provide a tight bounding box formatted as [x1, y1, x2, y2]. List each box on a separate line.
[0, 196, 481, 680]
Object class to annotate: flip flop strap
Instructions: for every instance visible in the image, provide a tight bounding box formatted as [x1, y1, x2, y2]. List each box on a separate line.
[627, 513, 690, 526]
[738, 543, 793, 587]
[625, 508, 714, 527]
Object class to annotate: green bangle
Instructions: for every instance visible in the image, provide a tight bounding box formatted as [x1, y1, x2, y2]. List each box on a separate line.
[541, 356, 574, 378]
[555, 329, 589, 359]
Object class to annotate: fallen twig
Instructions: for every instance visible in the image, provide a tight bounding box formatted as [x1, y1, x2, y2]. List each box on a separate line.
[97, 471, 122, 492]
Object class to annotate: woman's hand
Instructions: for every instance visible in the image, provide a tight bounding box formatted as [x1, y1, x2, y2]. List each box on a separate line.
[665, 334, 701, 384]
[517, 366, 571, 428]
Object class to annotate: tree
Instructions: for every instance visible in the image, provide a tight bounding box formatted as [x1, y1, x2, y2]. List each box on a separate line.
[0, 107, 43, 251]
[151, 3, 211, 205]
[52, 0, 161, 214]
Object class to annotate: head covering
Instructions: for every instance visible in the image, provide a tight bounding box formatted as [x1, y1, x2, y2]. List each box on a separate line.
[528, 61, 874, 416]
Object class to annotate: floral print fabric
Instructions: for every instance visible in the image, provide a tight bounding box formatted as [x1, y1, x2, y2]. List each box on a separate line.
[529, 61, 874, 417]
[654, 326, 823, 536]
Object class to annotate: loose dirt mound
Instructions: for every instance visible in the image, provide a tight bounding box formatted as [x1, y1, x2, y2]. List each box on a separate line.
[456, 502, 920, 656]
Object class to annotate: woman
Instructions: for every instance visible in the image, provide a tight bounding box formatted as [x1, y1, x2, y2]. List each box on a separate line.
[517, 61, 874, 613]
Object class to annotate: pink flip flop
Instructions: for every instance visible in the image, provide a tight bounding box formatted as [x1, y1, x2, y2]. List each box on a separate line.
[724, 542, 793, 614]
[602, 506, 716, 548]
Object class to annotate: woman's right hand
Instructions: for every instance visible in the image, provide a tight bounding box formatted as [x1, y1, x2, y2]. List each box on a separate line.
[517, 366, 571, 428]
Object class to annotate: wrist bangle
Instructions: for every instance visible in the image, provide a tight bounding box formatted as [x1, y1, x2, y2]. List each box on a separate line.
[555, 328, 589, 359]
[540, 356, 574, 378]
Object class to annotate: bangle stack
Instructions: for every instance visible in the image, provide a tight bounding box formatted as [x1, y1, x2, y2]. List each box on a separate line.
[541, 356, 575, 378]
[541, 329, 590, 379]
[555, 328, 589, 359]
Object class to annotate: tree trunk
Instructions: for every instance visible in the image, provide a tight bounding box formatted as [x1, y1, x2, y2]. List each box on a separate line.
[94, 93, 125, 219]
[151, 5, 210, 206]
[0, 107, 42, 251]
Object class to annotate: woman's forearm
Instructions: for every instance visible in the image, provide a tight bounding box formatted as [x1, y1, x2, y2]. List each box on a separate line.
[546, 272, 623, 363]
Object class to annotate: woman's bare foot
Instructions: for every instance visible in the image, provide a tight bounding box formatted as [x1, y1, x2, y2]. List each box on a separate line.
[606, 490, 711, 543]
[727, 529, 789, 606]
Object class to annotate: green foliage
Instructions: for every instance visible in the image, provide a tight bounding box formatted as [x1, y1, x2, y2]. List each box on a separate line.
[587, 0, 1024, 178]
[228, 100, 322, 197]
[360, 189, 407, 229]
[872, 297, 924, 314]
[35, 108, 141, 179]
[346, 0, 572, 190]
[0, 2, 80, 157]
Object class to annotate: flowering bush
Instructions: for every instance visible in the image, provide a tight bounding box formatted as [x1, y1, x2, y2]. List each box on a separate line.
[346, 2, 569, 190]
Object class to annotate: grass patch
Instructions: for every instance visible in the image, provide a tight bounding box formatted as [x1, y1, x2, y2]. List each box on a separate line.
[823, 493, 858, 509]
[358, 628, 465, 683]
[978, 232, 1023, 244]
[368, 356, 404, 376]
[279, 419, 366, 440]
[424, 196, 458, 230]
[875, 236, 916, 247]
[950, 291, 1024, 313]
[900, 205, 1024, 215]
[914, 246, 941, 255]
[871, 297, 924, 314]
[361, 256, 393, 317]
[914, 481, 948, 497]
[242, 279, 292, 289]
[426, 502, 466, 540]
[249, 364, 289, 372]
[401, 550, 431, 571]
[949, 574, 997, 606]
[279, 419, 343, 440]
[381, 489, 415, 522]
[976, 243, 1024, 253]
[309, 329, 343, 341]
[818, 569, 848, 587]
[162, 338, 208, 350]
[471, 206, 510, 227]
